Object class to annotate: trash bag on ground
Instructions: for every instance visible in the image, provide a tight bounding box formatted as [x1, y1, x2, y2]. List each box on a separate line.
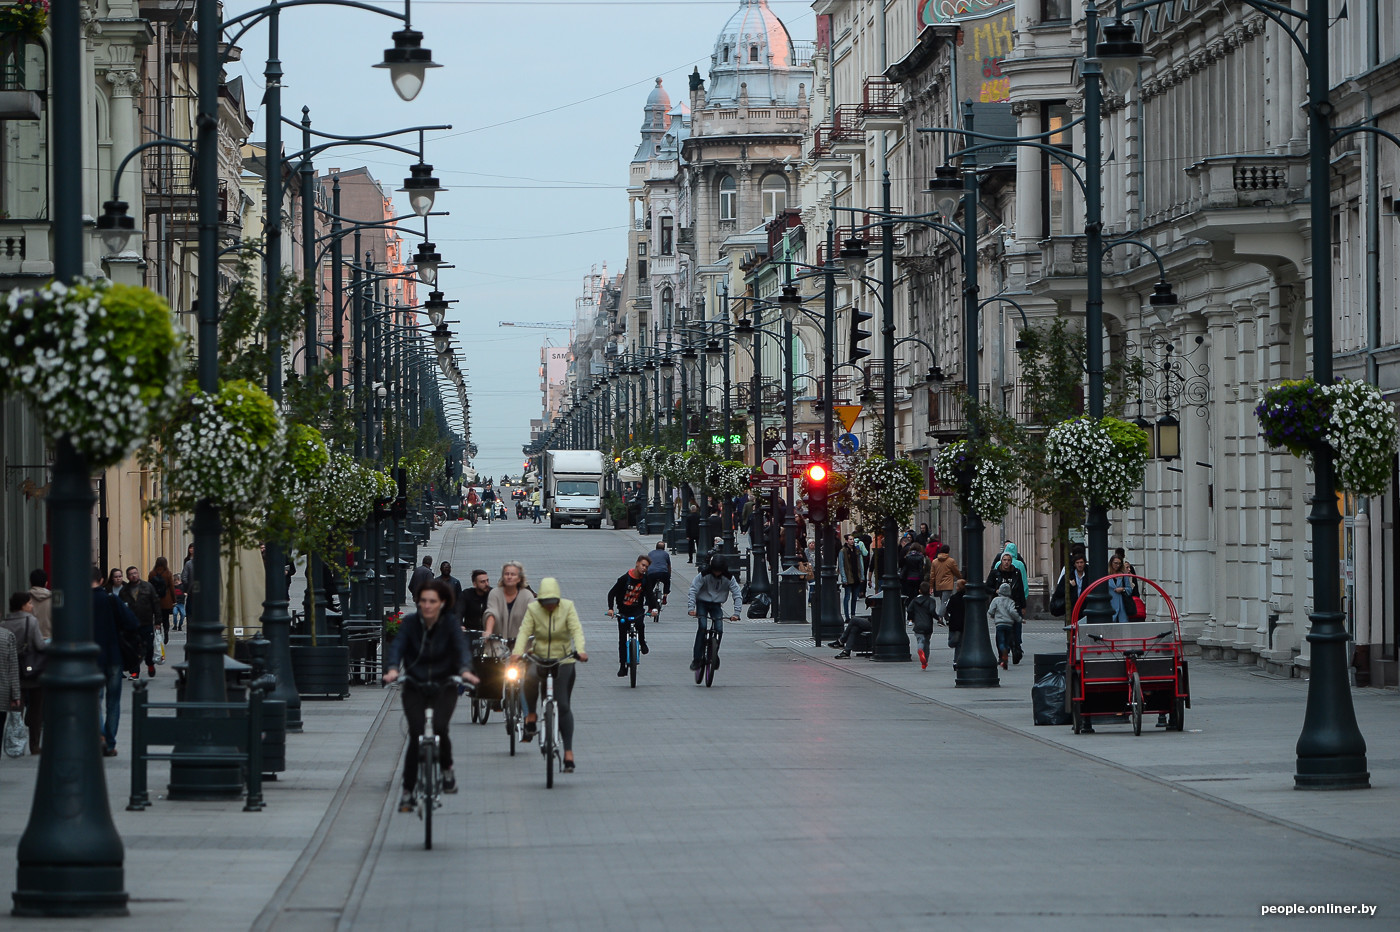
[746, 593, 771, 619]
[1032, 665, 1072, 726]
[4, 711, 28, 757]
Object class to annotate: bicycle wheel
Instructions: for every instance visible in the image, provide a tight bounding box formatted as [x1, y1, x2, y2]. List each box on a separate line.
[420, 741, 436, 850]
[470, 698, 480, 723]
[479, 701, 491, 725]
[544, 703, 556, 789]
[704, 636, 716, 688]
[629, 637, 638, 689]
[1129, 672, 1144, 737]
[505, 686, 519, 756]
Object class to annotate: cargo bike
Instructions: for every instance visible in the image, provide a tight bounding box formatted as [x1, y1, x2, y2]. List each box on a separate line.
[1067, 574, 1190, 735]
[469, 634, 526, 755]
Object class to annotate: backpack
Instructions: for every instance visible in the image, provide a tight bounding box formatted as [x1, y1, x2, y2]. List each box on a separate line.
[149, 573, 168, 599]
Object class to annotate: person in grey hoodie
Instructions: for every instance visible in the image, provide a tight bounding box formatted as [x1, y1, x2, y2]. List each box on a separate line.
[988, 582, 1022, 670]
[687, 556, 743, 671]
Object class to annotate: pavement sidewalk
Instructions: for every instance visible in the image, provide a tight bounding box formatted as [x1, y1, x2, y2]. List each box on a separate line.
[0, 521, 458, 930]
[772, 617, 1400, 857]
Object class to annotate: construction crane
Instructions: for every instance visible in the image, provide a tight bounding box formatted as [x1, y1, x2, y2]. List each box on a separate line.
[499, 321, 571, 329]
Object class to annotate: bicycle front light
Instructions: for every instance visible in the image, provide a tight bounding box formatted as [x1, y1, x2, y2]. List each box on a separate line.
[506, 666, 520, 682]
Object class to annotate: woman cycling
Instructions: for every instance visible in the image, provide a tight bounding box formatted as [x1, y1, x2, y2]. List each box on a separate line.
[383, 579, 478, 812]
[510, 578, 587, 772]
[483, 561, 535, 644]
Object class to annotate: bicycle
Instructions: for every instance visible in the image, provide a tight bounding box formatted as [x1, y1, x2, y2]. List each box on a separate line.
[502, 659, 525, 756]
[389, 674, 468, 850]
[622, 618, 642, 688]
[1086, 631, 1174, 736]
[693, 611, 733, 688]
[471, 634, 511, 726]
[523, 651, 577, 788]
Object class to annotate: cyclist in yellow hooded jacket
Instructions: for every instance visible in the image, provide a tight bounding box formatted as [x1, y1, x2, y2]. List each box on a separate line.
[511, 577, 587, 771]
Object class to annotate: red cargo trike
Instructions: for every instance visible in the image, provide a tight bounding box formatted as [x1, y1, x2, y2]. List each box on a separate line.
[1067, 574, 1190, 735]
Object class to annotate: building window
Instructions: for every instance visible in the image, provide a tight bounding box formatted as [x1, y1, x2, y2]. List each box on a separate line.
[638, 260, 648, 283]
[722, 45, 729, 62]
[1041, 102, 1074, 237]
[750, 45, 759, 62]
[660, 216, 674, 255]
[661, 288, 674, 329]
[1040, 0, 1070, 22]
[719, 174, 737, 221]
[760, 174, 787, 219]
[637, 241, 647, 257]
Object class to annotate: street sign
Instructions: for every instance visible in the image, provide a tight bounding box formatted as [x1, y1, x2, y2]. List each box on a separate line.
[760, 457, 781, 477]
[749, 475, 786, 489]
[833, 404, 863, 432]
[836, 432, 860, 455]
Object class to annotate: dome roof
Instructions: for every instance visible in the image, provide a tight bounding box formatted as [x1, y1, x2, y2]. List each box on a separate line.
[634, 77, 674, 162]
[706, 0, 810, 108]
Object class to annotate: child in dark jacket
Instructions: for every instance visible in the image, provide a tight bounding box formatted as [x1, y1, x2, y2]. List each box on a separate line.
[907, 581, 939, 670]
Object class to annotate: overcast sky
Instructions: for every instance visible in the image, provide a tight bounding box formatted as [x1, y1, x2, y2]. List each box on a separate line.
[227, 0, 816, 483]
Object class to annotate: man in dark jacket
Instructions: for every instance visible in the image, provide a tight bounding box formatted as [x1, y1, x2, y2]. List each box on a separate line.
[684, 504, 701, 563]
[121, 565, 160, 677]
[985, 552, 1027, 664]
[408, 556, 434, 602]
[606, 554, 658, 675]
[457, 569, 491, 635]
[95, 566, 140, 755]
[437, 562, 464, 616]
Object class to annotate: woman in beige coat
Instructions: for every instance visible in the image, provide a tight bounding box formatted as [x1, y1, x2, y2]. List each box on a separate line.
[483, 561, 535, 646]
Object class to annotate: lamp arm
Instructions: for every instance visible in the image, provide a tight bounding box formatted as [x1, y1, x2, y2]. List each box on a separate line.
[223, 0, 407, 43]
[1101, 236, 1169, 281]
[1332, 124, 1400, 155]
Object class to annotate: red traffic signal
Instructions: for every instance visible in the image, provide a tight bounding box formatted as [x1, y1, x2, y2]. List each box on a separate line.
[806, 462, 827, 483]
[805, 461, 830, 524]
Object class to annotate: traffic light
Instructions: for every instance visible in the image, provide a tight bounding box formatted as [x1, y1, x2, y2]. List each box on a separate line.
[804, 461, 830, 524]
[849, 305, 872, 361]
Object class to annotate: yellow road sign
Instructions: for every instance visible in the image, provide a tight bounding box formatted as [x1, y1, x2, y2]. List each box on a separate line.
[833, 404, 863, 433]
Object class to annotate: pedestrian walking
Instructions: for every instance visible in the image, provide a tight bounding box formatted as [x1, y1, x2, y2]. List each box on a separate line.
[171, 574, 186, 630]
[437, 562, 464, 619]
[149, 556, 175, 655]
[1, 592, 45, 754]
[119, 566, 160, 677]
[908, 581, 939, 670]
[684, 503, 701, 563]
[899, 536, 930, 605]
[408, 555, 434, 602]
[838, 534, 864, 622]
[946, 579, 966, 669]
[27, 569, 52, 640]
[0, 625, 18, 729]
[929, 544, 961, 614]
[986, 552, 1027, 665]
[93, 566, 139, 755]
[988, 582, 1022, 669]
[1107, 553, 1139, 623]
[181, 543, 195, 623]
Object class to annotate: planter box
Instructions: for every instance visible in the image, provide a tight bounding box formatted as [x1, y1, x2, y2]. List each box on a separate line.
[289, 643, 350, 700]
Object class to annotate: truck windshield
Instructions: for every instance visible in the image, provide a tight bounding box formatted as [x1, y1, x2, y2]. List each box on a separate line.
[556, 480, 599, 496]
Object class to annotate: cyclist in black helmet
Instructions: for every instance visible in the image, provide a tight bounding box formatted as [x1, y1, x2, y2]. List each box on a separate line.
[685, 556, 742, 671]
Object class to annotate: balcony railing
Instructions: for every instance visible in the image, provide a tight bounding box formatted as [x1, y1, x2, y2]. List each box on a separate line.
[1183, 154, 1307, 211]
[0, 220, 52, 277]
[838, 209, 905, 253]
[859, 76, 901, 120]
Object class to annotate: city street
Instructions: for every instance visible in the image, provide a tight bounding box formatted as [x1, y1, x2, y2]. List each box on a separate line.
[6, 517, 1393, 930]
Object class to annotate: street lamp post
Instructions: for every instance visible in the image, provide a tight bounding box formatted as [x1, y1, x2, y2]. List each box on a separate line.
[818, 222, 843, 641]
[872, 171, 910, 662]
[11, 0, 129, 913]
[740, 305, 772, 610]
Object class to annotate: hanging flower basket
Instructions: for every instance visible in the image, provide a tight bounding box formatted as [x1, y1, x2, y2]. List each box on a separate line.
[0, 0, 49, 40]
[845, 455, 924, 529]
[1255, 377, 1400, 497]
[705, 459, 752, 498]
[932, 439, 1018, 523]
[0, 278, 182, 468]
[155, 379, 285, 550]
[1045, 416, 1149, 511]
[299, 452, 380, 565]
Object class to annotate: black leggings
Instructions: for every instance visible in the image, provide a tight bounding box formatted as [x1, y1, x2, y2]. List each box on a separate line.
[401, 684, 459, 791]
[525, 662, 577, 752]
[617, 616, 647, 663]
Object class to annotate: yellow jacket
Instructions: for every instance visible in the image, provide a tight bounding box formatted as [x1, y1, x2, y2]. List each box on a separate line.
[511, 577, 585, 663]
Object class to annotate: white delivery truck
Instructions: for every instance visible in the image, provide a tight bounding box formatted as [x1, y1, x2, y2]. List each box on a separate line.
[544, 450, 606, 529]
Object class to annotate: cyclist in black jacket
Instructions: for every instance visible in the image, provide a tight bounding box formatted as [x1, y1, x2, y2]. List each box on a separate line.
[606, 554, 659, 676]
[384, 579, 478, 811]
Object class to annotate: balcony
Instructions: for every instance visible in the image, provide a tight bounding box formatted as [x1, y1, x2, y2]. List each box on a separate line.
[0, 220, 52, 279]
[1183, 154, 1307, 211]
[1038, 234, 1088, 280]
[859, 76, 902, 131]
[839, 209, 906, 254]
[809, 105, 864, 160]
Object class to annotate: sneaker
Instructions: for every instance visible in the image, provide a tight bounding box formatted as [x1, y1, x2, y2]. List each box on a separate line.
[1013, 653, 1023, 665]
[102, 747, 118, 758]
[562, 757, 576, 773]
[998, 650, 1008, 670]
[689, 660, 702, 671]
[918, 649, 927, 669]
[442, 769, 457, 793]
[640, 642, 649, 655]
[835, 650, 851, 659]
[398, 792, 415, 813]
[147, 666, 156, 677]
[617, 664, 628, 677]
[522, 720, 536, 742]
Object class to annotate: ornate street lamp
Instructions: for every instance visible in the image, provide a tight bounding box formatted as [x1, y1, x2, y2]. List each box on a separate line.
[398, 162, 444, 217]
[376, 26, 441, 102]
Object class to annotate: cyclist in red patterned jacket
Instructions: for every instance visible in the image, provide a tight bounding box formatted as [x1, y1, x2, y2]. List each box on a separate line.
[606, 555, 659, 677]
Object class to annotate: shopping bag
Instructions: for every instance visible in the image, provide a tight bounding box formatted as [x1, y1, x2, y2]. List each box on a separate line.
[154, 625, 165, 663]
[4, 710, 28, 758]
